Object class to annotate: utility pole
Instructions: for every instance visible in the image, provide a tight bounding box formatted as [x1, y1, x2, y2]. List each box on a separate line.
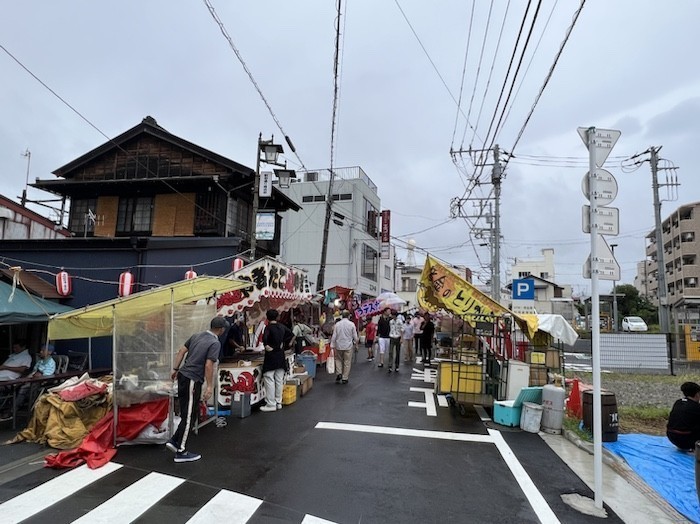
[610, 243, 618, 332]
[316, 169, 335, 292]
[650, 146, 670, 333]
[492, 145, 502, 302]
[250, 134, 262, 261]
[20, 149, 31, 207]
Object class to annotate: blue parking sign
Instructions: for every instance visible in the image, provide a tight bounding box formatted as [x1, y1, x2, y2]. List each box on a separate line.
[512, 279, 535, 300]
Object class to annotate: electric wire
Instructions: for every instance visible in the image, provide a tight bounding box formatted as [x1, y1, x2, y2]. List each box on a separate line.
[451, 1, 476, 150]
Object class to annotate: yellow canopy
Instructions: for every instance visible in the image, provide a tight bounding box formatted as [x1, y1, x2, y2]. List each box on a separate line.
[417, 256, 538, 339]
[48, 276, 252, 340]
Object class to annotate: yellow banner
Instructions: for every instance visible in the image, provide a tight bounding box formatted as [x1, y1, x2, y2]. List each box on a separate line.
[418, 256, 537, 338]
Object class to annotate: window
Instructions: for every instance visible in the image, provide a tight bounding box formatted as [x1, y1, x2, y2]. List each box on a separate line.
[116, 197, 153, 235]
[195, 192, 224, 235]
[402, 277, 417, 292]
[384, 264, 392, 280]
[68, 198, 97, 236]
[229, 198, 252, 238]
[518, 271, 531, 278]
[540, 272, 549, 279]
[302, 196, 313, 203]
[362, 244, 378, 280]
[364, 199, 378, 236]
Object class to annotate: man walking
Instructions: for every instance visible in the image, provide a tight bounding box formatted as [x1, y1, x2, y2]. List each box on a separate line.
[376, 308, 391, 369]
[166, 316, 228, 463]
[388, 310, 403, 373]
[411, 313, 424, 365]
[421, 313, 436, 365]
[331, 310, 359, 384]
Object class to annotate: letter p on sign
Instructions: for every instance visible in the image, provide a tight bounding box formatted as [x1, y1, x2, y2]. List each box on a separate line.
[512, 279, 535, 300]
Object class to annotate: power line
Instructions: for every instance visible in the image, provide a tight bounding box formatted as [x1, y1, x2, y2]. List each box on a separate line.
[451, 1, 477, 149]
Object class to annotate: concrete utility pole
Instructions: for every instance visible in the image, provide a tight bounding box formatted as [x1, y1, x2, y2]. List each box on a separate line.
[492, 145, 502, 302]
[650, 146, 670, 333]
[316, 170, 335, 292]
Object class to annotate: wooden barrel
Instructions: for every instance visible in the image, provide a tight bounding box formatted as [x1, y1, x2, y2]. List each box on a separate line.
[582, 390, 619, 442]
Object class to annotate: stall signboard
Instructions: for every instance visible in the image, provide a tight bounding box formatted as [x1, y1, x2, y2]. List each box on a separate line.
[217, 257, 313, 324]
[418, 256, 537, 339]
[354, 298, 381, 319]
[218, 364, 264, 406]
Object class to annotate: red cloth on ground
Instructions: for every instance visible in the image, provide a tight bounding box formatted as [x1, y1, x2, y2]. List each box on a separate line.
[58, 382, 108, 402]
[44, 398, 169, 469]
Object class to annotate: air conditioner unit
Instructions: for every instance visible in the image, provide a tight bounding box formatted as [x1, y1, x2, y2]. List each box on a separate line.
[689, 278, 697, 286]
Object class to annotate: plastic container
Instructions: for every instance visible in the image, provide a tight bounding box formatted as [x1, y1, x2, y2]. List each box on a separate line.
[520, 402, 543, 433]
[582, 390, 619, 442]
[541, 384, 566, 434]
[231, 392, 251, 418]
[297, 351, 317, 379]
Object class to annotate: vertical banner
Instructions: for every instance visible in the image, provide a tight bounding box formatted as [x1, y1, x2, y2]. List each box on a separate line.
[381, 210, 390, 259]
[255, 212, 276, 240]
[259, 171, 273, 197]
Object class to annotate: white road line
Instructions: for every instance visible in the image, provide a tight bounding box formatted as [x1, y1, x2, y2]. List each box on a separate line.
[473, 405, 489, 421]
[316, 422, 493, 443]
[187, 489, 263, 523]
[408, 387, 437, 416]
[73, 471, 184, 523]
[301, 515, 338, 523]
[436, 394, 448, 407]
[410, 367, 436, 384]
[0, 462, 122, 522]
[489, 429, 561, 524]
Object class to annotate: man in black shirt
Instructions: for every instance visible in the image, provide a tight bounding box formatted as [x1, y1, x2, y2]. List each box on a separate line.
[376, 308, 391, 369]
[420, 313, 436, 365]
[667, 381, 700, 451]
[260, 309, 295, 412]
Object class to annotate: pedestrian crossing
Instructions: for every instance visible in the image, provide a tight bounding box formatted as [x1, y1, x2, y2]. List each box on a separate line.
[0, 462, 337, 524]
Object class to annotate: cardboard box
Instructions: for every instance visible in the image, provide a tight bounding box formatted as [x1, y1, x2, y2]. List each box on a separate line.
[545, 349, 560, 369]
[529, 365, 547, 386]
[300, 376, 313, 396]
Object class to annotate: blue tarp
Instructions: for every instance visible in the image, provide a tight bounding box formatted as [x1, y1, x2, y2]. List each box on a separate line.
[604, 434, 700, 523]
[0, 280, 72, 324]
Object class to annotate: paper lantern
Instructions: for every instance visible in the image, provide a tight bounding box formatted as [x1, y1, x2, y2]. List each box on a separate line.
[119, 271, 134, 297]
[185, 269, 197, 280]
[55, 270, 72, 296]
[233, 258, 244, 272]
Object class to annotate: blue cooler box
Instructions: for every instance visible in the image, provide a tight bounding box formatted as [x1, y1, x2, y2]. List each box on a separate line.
[297, 351, 317, 379]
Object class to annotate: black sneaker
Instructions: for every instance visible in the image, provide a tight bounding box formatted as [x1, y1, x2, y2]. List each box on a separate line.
[174, 451, 201, 463]
[388, 368, 393, 373]
[378, 363, 384, 368]
[335, 374, 342, 383]
[341, 379, 348, 384]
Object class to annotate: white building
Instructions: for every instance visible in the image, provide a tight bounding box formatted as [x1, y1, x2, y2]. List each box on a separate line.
[0, 194, 70, 240]
[511, 248, 555, 281]
[278, 167, 394, 299]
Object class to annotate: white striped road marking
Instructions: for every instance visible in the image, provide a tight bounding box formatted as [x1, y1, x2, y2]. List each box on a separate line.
[410, 367, 436, 384]
[188, 489, 263, 523]
[316, 422, 493, 443]
[72, 471, 184, 523]
[436, 394, 449, 407]
[473, 405, 489, 421]
[408, 387, 437, 416]
[0, 462, 122, 522]
[489, 429, 561, 524]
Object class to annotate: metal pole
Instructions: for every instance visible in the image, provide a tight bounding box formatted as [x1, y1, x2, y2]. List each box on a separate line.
[316, 169, 335, 292]
[651, 146, 669, 332]
[492, 145, 501, 303]
[611, 243, 618, 332]
[587, 127, 604, 509]
[250, 133, 261, 261]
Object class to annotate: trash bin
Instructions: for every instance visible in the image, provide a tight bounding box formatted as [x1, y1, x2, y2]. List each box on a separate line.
[520, 402, 543, 433]
[582, 390, 618, 442]
[231, 392, 251, 418]
[297, 350, 317, 379]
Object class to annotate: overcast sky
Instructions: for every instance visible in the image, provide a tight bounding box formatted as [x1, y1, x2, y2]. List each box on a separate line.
[2, 1, 699, 297]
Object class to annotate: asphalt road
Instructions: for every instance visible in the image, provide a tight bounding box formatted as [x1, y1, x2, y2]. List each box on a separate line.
[0, 357, 623, 523]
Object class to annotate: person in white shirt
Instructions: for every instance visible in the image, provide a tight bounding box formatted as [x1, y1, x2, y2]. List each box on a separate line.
[402, 318, 414, 362]
[330, 310, 359, 384]
[387, 311, 404, 373]
[0, 340, 32, 381]
[411, 313, 425, 363]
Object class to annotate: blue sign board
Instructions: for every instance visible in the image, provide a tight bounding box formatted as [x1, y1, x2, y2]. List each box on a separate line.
[512, 279, 535, 300]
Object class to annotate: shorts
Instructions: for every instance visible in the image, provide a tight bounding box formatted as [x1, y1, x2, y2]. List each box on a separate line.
[365, 338, 375, 348]
[378, 338, 390, 355]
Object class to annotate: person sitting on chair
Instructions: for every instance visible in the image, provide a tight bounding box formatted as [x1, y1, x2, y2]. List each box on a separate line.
[667, 381, 700, 451]
[11, 343, 57, 416]
[0, 339, 32, 381]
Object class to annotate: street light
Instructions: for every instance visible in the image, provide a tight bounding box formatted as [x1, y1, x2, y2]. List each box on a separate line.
[250, 134, 295, 261]
[611, 243, 618, 332]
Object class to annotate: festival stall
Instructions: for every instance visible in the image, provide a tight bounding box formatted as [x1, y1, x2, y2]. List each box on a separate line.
[418, 256, 577, 410]
[215, 257, 314, 410]
[44, 276, 251, 455]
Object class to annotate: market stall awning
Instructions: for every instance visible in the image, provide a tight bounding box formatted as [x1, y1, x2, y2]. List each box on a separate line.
[49, 276, 251, 340]
[217, 257, 313, 324]
[0, 280, 73, 324]
[417, 256, 538, 338]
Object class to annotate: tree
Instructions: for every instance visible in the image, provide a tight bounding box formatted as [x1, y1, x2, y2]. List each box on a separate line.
[614, 283, 658, 325]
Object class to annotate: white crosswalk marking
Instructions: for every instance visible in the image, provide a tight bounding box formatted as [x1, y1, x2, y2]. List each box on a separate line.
[72, 471, 184, 523]
[410, 367, 436, 383]
[0, 461, 337, 524]
[188, 489, 263, 523]
[0, 461, 122, 522]
[408, 387, 437, 416]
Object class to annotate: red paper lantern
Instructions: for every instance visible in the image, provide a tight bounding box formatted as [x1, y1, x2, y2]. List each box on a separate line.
[119, 271, 134, 297]
[55, 270, 72, 296]
[185, 269, 197, 280]
[233, 258, 244, 272]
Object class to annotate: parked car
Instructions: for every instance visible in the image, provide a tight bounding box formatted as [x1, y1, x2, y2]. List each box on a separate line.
[621, 316, 648, 332]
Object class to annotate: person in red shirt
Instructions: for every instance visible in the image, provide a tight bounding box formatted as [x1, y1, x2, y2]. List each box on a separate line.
[364, 318, 377, 361]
